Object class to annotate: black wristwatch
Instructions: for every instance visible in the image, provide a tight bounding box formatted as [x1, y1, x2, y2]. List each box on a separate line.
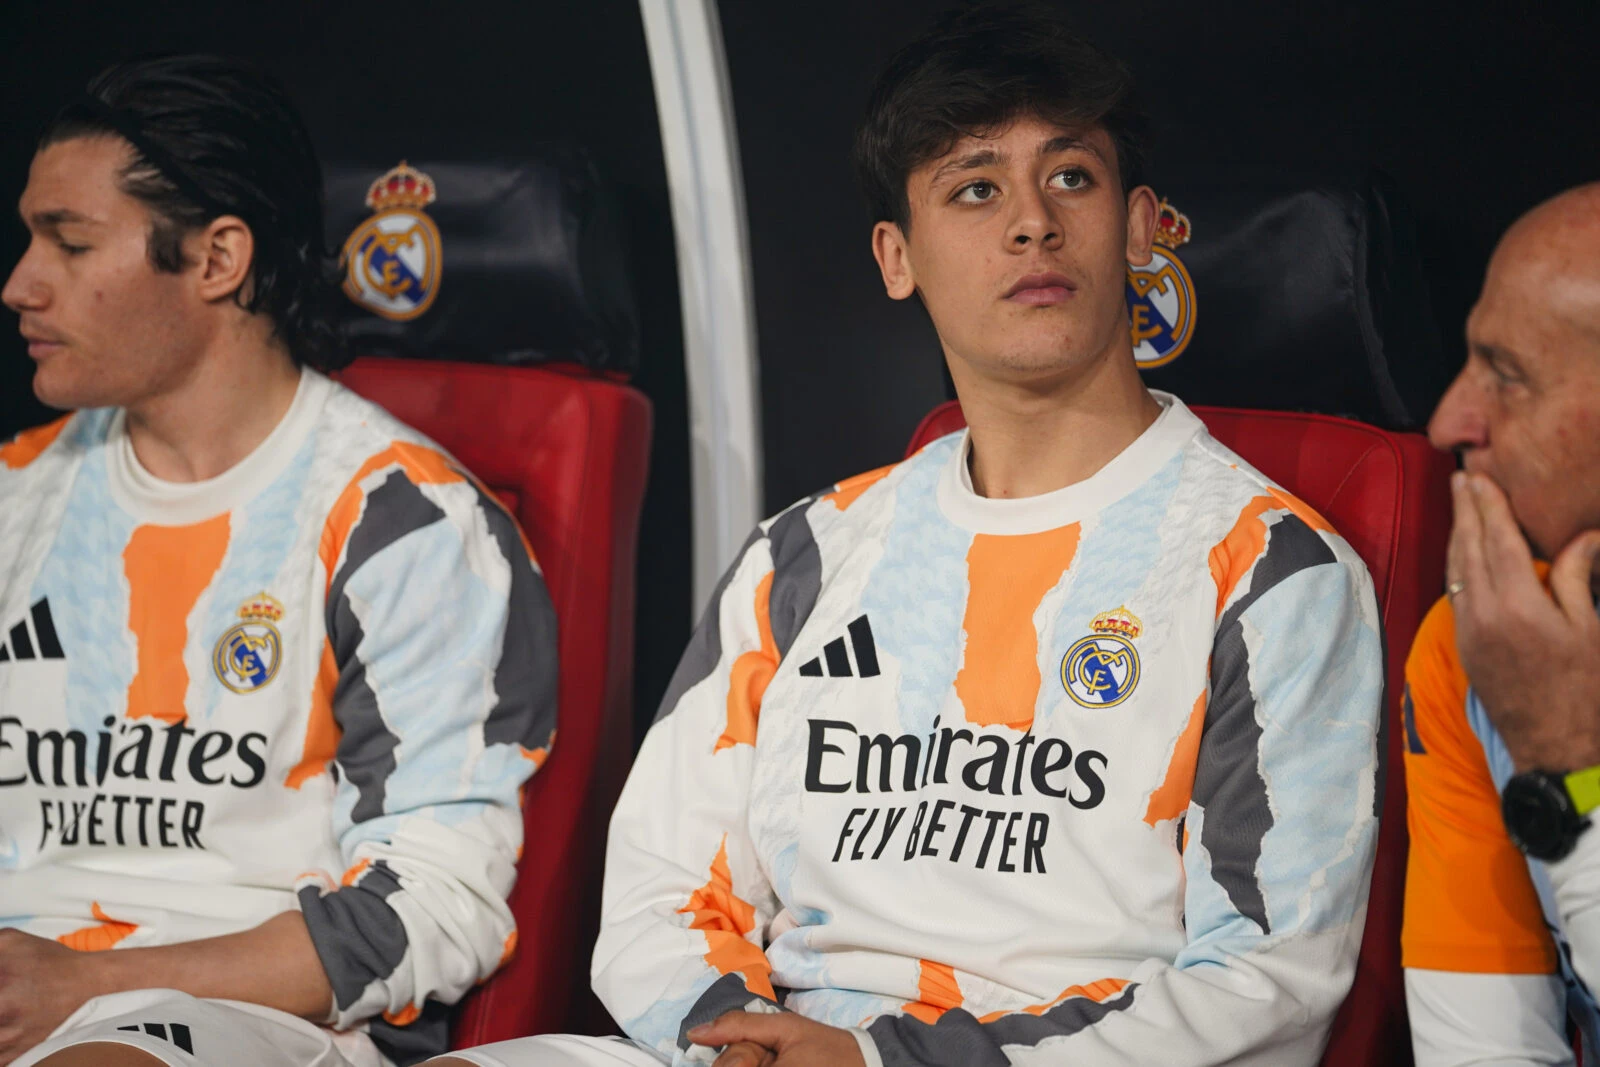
[1502, 767, 1600, 862]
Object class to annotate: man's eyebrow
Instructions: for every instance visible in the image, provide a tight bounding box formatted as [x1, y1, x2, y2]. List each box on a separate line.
[1039, 135, 1104, 160]
[1472, 341, 1525, 370]
[928, 149, 1003, 187]
[22, 207, 100, 229]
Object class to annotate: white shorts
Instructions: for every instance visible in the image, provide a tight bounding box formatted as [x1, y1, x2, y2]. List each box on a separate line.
[14, 988, 383, 1067]
[434, 1035, 666, 1067]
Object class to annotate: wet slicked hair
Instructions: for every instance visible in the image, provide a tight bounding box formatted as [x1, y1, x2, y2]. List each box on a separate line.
[41, 55, 348, 370]
[854, 2, 1149, 233]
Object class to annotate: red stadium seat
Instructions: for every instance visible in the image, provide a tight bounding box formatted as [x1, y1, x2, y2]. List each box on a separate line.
[907, 400, 1453, 1067]
[338, 357, 652, 1045]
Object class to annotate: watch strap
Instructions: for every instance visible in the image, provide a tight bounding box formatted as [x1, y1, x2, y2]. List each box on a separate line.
[1565, 765, 1600, 817]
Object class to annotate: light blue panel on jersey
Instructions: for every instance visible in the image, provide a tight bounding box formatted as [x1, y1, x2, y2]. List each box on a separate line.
[331, 515, 512, 846]
[859, 437, 974, 736]
[622, 967, 720, 1057]
[1245, 563, 1380, 938]
[1034, 452, 1183, 728]
[32, 426, 139, 738]
[1172, 805, 1277, 968]
[194, 435, 317, 722]
[785, 987, 903, 1030]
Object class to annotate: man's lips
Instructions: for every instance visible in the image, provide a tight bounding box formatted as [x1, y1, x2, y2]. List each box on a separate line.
[20, 329, 64, 359]
[1004, 272, 1076, 306]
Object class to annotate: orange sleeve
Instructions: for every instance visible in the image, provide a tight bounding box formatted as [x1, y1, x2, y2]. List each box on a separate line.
[1402, 596, 1557, 974]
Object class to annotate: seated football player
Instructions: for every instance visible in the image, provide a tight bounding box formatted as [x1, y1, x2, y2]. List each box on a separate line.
[1402, 183, 1600, 1065]
[0, 56, 556, 1067]
[436, 6, 1382, 1067]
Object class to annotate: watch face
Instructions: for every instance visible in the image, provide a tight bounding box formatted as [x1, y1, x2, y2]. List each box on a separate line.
[1503, 774, 1576, 860]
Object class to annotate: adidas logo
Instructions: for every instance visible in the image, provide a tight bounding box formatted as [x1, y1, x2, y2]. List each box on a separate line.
[117, 1022, 195, 1054]
[0, 599, 65, 662]
[798, 615, 880, 678]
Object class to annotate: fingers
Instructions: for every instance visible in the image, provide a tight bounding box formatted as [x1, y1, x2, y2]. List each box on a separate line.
[1448, 471, 1488, 598]
[1551, 530, 1600, 631]
[690, 1011, 788, 1049]
[712, 1042, 775, 1067]
[1468, 473, 1535, 585]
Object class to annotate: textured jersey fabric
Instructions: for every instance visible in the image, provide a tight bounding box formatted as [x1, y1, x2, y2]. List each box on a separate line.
[0, 370, 557, 1065]
[593, 392, 1383, 1066]
[1402, 591, 1600, 1056]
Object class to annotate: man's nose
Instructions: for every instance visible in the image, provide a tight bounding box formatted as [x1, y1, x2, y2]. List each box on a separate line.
[2, 247, 49, 314]
[1006, 185, 1063, 251]
[1427, 372, 1489, 456]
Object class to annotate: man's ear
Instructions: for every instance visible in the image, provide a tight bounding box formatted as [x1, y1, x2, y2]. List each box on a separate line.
[1125, 186, 1159, 268]
[871, 220, 918, 301]
[191, 215, 255, 304]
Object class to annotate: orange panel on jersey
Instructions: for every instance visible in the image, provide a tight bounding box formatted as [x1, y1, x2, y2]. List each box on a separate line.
[318, 442, 465, 589]
[286, 638, 342, 789]
[57, 902, 137, 952]
[1143, 690, 1208, 826]
[123, 514, 231, 723]
[824, 464, 895, 512]
[904, 960, 964, 1023]
[1208, 490, 1333, 618]
[679, 835, 775, 1000]
[1402, 597, 1557, 974]
[976, 977, 1129, 1023]
[341, 858, 371, 887]
[0, 415, 70, 470]
[955, 525, 1080, 730]
[717, 571, 777, 752]
[382, 1003, 422, 1027]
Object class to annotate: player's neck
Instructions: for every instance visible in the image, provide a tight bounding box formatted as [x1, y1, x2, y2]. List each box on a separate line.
[124, 334, 303, 485]
[954, 343, 1160, 501]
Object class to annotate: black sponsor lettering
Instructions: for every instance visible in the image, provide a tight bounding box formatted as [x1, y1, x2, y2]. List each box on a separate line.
[233, 733, 268, 788]
[857, 733, 919, 793]
[0, 717, 25, 786]
[873, 806, 906, 860]
[950, 804, 982, 863]
[188, 731, 233, 786]
[1011, 734, 1037, 795]
[1030, 739, 1073, 798]
[134, 796, 153, 846]
[920, 798, 954, 858]
[961, 735, 1009, 795]
[902, 801, 927, 859]
[920, 716, 941, 787]
[59, 800, 84, 845]
[28, 729, 87, 787]
[112, 794, 130, 845]
[114, 724, 154, 781]
[38, 799, 54, 848]
[180, 801, 205, 848]
[850, 808, 878, 861]
[805, 720, 853, 793]
[95, 717, 114, 785]
[933, 727, 973, 784]
[87, 793, 105, 846]
[158, 722, 196, 782]
[832, 808, 866, 862]
[997, 811, 1023, 872]
[157, 797, 177, 847]
[1024, 812, 1049, 873]
[1071, 750, 1108, 810]
[975, 810, 1006, 869]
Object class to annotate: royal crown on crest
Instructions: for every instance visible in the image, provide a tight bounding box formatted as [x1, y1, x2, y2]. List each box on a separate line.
[365, 161, 437, 212]
[238, 593, 285, 624]
[1153, 198, 1191, 249]
[1090, 606, 1143, 639]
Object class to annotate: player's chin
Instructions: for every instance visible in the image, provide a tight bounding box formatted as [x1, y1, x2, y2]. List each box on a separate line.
[32, 358, 118, 411]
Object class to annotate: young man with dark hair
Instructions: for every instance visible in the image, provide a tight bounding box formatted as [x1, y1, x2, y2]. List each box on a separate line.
[0, 56, 556, 1067]
[440, 6, 1382, 1067]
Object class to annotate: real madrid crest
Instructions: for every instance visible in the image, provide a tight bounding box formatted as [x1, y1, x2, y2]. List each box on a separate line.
[342, 161, 442, 322]
[1127, 199, 1196, 369]
[214, 592, 284, 695]
[1061, 606, 1143, 709]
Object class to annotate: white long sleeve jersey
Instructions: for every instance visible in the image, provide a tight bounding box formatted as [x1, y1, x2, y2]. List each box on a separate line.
[0, 370, 556, 1065]
[593, 393, 1383, 1066]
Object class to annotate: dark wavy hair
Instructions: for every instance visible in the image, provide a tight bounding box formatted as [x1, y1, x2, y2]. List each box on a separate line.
[854, 2, 1149, 233]
[41, 55, 348, 371]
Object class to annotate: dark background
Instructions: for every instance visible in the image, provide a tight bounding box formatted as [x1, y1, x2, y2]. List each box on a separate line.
[3, 2, 1598, 738]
